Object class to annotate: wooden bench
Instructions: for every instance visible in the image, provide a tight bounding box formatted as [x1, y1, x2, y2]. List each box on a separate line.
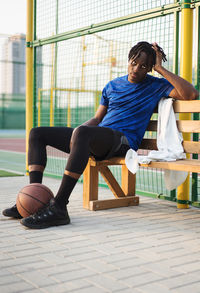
[83, 100, 200, 211]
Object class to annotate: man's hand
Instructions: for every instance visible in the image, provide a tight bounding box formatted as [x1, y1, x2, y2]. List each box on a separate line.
[152, 42, 164, 72]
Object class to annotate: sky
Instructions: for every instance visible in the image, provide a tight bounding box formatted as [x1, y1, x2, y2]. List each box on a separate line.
[0, 0, 26, 36]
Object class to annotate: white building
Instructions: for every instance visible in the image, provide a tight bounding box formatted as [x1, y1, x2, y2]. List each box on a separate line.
[1, 34, 26, 95]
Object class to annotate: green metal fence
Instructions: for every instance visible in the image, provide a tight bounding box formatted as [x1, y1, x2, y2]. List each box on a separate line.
[0, 94, 25, 129]
[30, 0, 200, 205]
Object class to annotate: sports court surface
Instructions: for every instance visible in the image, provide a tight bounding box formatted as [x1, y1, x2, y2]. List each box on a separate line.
[0, 130, 26, 175]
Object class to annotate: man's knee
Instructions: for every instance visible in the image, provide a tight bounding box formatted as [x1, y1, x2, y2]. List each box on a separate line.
[72, 125, 90, 142]
[29, 127, 43, 144]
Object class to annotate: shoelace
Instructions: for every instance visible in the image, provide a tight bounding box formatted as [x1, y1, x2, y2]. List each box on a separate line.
[31, 203, 51, 219]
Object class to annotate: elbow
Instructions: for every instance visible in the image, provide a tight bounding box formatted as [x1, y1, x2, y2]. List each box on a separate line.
[183, 89, 199, 100]
[189, 90, 199, 100]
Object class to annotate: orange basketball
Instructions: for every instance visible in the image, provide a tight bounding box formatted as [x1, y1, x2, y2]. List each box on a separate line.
[16, 183, 54, 218]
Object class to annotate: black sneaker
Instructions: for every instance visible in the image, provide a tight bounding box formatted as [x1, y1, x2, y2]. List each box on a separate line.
[2, 204, 23, 219]
[20, 199, 70, 229]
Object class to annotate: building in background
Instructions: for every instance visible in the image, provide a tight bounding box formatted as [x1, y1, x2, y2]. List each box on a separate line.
[1, 34, 26, 95]
[0, 34, 26, 129]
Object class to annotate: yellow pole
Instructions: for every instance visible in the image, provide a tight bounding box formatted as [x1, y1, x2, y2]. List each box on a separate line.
[67, 92, 71, 127]
[109, 40, 113, 81]
[81, 36, 86, 90]
[50, 42, 55, 126]
[26, 0, 34, 174]
[177, 0, 193, 208]
[38, 89, 41, 126]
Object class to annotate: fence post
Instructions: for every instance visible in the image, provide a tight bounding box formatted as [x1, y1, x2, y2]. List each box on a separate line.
[1, 94, 5, 129]
[177, 0, 193, 208]
[26, 0, 34, 174]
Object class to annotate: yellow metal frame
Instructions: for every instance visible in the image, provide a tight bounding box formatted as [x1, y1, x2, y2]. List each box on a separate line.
[27, 0, 197, 208]
[26, 0, 34, 174]
[177, 1, 193, 208]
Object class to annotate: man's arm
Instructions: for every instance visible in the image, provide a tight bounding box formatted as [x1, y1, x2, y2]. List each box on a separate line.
[82, 104, 108, 126]
[152, 43, 199, 100]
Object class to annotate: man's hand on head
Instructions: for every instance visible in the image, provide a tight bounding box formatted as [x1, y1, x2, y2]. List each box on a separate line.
[152, 42, 163, 72]
[152, 42, 167, 73]
[151, 42, 198, 100]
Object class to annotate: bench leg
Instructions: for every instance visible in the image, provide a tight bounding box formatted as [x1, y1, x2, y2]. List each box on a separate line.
[121, 165, 136, 196]
[83, 159, 139, 211]
[99, 166, 125, 198]
[83, 162, 98, 210]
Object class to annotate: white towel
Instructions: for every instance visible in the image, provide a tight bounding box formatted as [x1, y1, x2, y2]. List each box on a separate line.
[125, 98, 188, 190]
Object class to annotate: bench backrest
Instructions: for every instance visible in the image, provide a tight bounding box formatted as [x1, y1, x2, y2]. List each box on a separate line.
[140, 100, 200, 154]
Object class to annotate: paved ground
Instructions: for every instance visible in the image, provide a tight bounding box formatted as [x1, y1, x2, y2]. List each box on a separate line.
[1, 176, 200, 293]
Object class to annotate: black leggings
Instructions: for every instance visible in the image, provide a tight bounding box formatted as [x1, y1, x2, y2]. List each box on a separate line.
[28, 126, 130, 175]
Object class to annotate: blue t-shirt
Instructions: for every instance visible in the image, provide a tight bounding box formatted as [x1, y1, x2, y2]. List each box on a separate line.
[98, 74, 174, 150]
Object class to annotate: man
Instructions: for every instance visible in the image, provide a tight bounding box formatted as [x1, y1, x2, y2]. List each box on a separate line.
[2, 41, 198, 229]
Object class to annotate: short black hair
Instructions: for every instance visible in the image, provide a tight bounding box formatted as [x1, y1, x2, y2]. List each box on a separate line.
[128, 41, 167, 70]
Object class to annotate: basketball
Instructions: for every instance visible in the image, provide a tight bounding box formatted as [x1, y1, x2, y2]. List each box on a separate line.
[16, 183, 54, 218]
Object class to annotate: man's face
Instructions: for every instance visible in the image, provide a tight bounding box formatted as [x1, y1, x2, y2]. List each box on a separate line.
[128, 52, 151, 83]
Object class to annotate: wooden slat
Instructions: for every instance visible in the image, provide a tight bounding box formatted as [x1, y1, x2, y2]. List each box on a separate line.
[147, 120, 200, 133]
[183, 141, 200, 154]
[90, 156, 125, 167]
[89, 196, 139, 211]
[177, 120, 200, 133]
[146, 120, 157, 131]
[99, 166, 125, 198]
[140, 159, 200, 173]
[173, 100, 200, 113]
[139, 139, 200, 154]
[139, 138, 157, 150]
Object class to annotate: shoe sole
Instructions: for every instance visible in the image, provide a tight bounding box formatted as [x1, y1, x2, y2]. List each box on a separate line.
[2, 211, 23, 219]
[20, 218, 70, 229]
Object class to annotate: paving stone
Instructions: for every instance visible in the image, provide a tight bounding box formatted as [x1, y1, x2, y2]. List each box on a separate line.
[116, 289, 141, 293]
[121, 272, 164, 287]
[86, 274, 128, 291]
[61, 280, 97, 291]
[52, 268, 96, 282]
[109, 266, 148, 280]
[69, 250, 108, 262]
[0, 274, 22, 285]
[0, 256, 42, 269]
[139, 262, 182, 278]
[137, 282, 176, 293]
[159, 273, 200, 289]
[173, 261, 200, 273]
[100, 254, 144, 266]
[39, 282, 84, 293]
[18, 270, 57, 287]
[41, 262, 83, 277]
[69, 286, 107, 293]
[23, 288, 45, 293]
[78, 259, 118, 274]
[175, 282, 200, 293]
[0, 282, 36, 293]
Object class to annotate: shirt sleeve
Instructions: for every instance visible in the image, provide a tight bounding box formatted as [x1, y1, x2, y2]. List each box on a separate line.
[159, 78, 174, 98]
[100, 86, 109, 106]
